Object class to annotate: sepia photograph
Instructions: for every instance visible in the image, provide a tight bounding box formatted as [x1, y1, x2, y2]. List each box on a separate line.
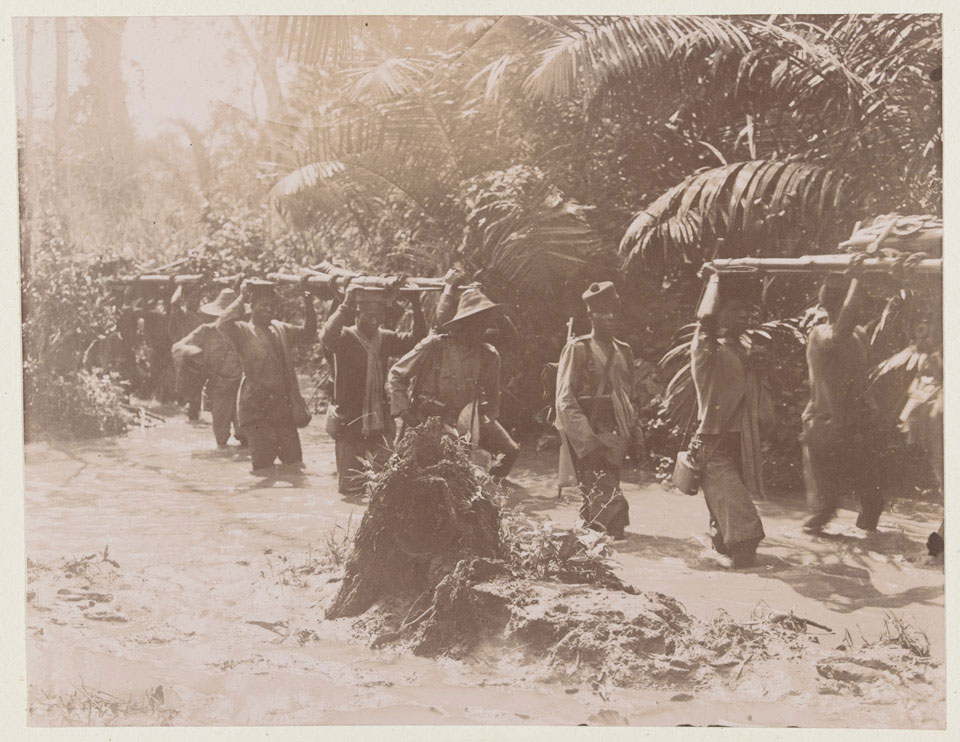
[11, 11, 946, 730]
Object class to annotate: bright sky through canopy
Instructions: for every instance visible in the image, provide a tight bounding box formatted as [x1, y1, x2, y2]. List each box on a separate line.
[15, 17, 269, 140]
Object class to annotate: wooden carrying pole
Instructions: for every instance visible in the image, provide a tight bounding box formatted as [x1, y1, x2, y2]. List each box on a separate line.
[269, 272, 446, 294]
[107, 273, 205, 286]
[705, 255, 942, 275]
[312, 260, 446, 289]
[105, 273, 242, 287]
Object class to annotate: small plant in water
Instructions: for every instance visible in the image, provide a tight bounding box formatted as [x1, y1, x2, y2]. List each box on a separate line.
[875, 611, 931, 658]
[36, 679, 175, 726]
[272, 515, 357, 587]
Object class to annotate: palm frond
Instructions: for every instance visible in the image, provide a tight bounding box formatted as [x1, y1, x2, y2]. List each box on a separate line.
[266, 16, 369, 68]
[342, 57, 436, 103]
[871, 344, 926, 381]
[482, 211, 600, 299]
[659, 361, 697, 430]
[468, 53, 517, 105]
[620, 160, 857, 276]
[458, 168, 603, 300]
[523, 15, 750, 100]
[273, 89, 465, 225]
[269, 156, 439, 228]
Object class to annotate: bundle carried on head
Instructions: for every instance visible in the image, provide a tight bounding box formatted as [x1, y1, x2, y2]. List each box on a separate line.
[326, 419, 502, 619]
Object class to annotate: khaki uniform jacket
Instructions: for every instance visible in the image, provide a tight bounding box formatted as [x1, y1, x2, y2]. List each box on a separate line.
[554, 334, 637, 487]
[388, 334, 501, 427]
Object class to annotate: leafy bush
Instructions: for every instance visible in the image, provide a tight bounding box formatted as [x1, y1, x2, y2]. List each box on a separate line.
[23, 363, 128, 441]
[500, 511, 623, 587]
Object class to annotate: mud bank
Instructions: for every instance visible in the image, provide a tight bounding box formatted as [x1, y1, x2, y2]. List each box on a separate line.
[343, 555, 942, 712]
[24, 414, 946, 727]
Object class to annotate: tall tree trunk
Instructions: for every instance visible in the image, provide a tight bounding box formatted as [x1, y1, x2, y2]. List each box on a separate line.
[80, 17, 138, 244]
[20, 18, 36, 264]
[54, 17, 70, 236]
[232, 17, 285, 163]
[24, 19, 35, 148]
[82, 18, 135, 156]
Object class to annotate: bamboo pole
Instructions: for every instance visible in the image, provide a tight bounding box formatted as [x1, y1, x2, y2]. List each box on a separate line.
[106, 274, 206, 286]
[269, 271, 445, 293]
[310, 261, 446, 290]
[705, 255, 942, 275]
[105, 272, 242, 287]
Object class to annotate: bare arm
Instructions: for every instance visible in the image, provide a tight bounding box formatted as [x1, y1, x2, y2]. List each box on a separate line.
[696, 269, 722, 336]
[434, 287, 460, 328]
[385, 296, 430, 357]
[214, 293, 247, 349]
[319, 301, 352, 352]
[433, 269, 466, 328]
[831, 277, 863, 340]
[300, 292, 317, 344]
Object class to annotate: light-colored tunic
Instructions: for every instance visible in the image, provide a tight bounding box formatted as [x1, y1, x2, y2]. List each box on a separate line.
[388, 334, 501, 426]
[554, 335, 637, 487]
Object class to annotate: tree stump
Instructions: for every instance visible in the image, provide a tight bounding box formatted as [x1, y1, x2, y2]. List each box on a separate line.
[326, 419, 502, 619]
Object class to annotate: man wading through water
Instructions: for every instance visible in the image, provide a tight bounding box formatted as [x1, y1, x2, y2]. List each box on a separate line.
[801, 256, 884, 532]
[555, 282, 642, 540]
[387, 287, 520, 480]
[691, 267, 768, 568]
[171, 288, 247, 450]
[169, 285, 206, 420]
[217, 279, 317, 475]
[321, 284, 427, 495]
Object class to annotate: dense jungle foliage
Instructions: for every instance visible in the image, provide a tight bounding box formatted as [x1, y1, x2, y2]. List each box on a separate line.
[18, 15, 942, 497]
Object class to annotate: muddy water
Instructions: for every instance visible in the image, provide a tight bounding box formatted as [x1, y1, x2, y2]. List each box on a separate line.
[24, 410, 945, 727]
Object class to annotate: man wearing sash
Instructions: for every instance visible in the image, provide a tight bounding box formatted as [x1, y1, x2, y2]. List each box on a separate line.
[216, 280, 317, 475]
[690, 268, 766, 567]
[321, 284, 427, 495]
[555, 282, 641, 540]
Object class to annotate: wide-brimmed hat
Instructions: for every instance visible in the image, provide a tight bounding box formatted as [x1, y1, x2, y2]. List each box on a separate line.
[200, 288, 249, 318]
[442, 288, 501, 328]
[582, 281, 620, 311]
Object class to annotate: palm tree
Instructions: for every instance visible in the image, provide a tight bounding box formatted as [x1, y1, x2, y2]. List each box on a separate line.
[263, 14, 939, 284]
[619, 160, 856, 277]
[265, 17, 610, 298]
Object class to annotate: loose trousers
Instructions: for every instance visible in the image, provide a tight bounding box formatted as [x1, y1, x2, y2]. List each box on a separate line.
[802, 431, 883, 530]
[245, 417, 303, 472]
[700, 434, 765, 553]
[570, 448, 629, 538]
[208, 380, 243, 448]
